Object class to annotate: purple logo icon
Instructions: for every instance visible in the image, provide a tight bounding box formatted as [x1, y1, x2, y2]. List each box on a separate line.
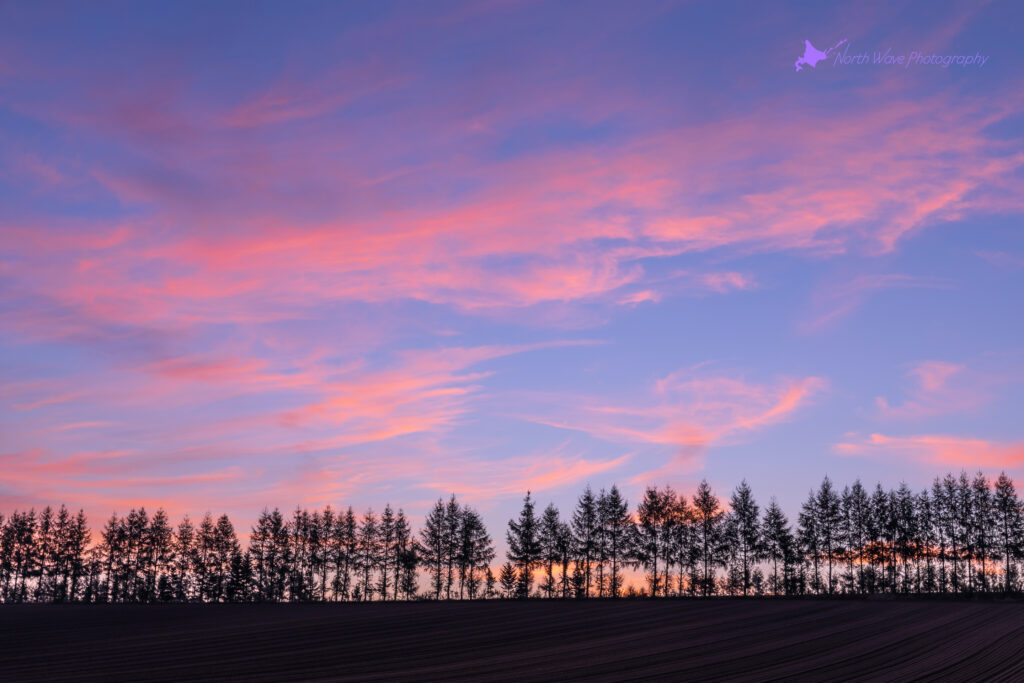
[794, 39, 848, 72]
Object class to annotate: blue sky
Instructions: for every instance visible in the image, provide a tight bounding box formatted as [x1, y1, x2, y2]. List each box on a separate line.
[1, 0, 1023, 534]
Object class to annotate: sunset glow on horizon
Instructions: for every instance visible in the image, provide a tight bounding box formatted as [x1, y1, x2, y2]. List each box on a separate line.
[2, 0, 1023, 537]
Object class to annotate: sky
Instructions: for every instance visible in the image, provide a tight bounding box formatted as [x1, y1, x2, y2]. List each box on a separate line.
[2, 0, 1023, 537]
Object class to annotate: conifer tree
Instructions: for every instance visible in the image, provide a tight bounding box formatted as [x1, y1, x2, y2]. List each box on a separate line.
[34, 507, 55, 603]
[844, 480, 871, 593]
[893, 482, 917, 593]
[398, 538, 419, 599]
[420, 499, 447, 600]
[99, 512, 122, 603]
[692, 480, 726, 596]
[357, 509, 379, 601]
[443, 495, 461, 599]
[124, 507, 149, 601]
[971, 472, 995, 592]
[315, 506, 334, 601]
[210, 514, 240, 602]
[572, 486, 599, 597]
[378, 505, 396, 600]
[457, 506, 493, 599]
[334, 507, 358, 601]
[172, 516, 196, 601]
[499, 561, 517, 598]
[725, 480, 761, 596]
[538, 503, 563, 598]
[507, 492, 541, 598]
[4, 470, 1022, 604]
[798, 490, 821, 594]
[816, 477, 843, 595]
[485, 566, 497, 599]
[994, 472, 1023, 593]
[392, 509, 412, 601]
[146, 509, 173, 602]
[916, 489, 937, 593]
[761, 498, 792, 595]
[555, 519, 573, 598]
[250, 508, 289, 602]
[196, 513, 216, 601]
[631, 486, 676, 597]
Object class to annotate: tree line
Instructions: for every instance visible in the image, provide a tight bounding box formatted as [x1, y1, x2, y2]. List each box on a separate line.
[2, 471, 1023, 603]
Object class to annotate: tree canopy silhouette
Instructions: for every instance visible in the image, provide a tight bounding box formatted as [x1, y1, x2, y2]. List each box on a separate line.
[2, 471, 1023, 602]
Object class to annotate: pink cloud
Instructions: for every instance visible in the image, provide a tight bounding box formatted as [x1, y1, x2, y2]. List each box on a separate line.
[617, 289, 661, 305]
[875, 360, 992, 420]
[2, 5, 1022, 536]
[698, 272, 756, 293]
[223, 64, 403, 128]
[4, 80, 1019, 349]
[13, 392, 81, 411]
[911, 361, 962, 393]
[800, 273, 953, 333]
[510, 371, 826, 481]
[423, 444, 632, 502]
[0, 339, 603, 520]
[975, 250, 1024, 269]
[835, 433, 1024, 469]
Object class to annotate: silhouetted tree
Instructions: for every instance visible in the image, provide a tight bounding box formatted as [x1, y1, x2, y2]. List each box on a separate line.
[226, 550, 254, 602]
[631, 486, 676, 597]
[816, 477, 843, 595]
[147, 509, 173, 602]
[499, 561, 517, 598]
[953, 472, 974, 593]
[287, 508, 314, 601]
[598, 486, 631, 598]
[317, 506, 334, 601]
[34, 507, 55, 603]
[842, 481, 871, 593]
[250, 508, 289, 602]
[760, 498, 792, 595]
[971, 472, 995, 592]
[333, 507, 358, 601]
[507, 492, 541, 598]
[209, 514, 240, 602]
[798, 490, 820, 594]
[378, 505, 396, 601]
[572, 486, 599, 598]
[123, 507, 148, 601]
[398, 539, 419, 599]
[916, 488, 938, 594]
[457, 506, 494, 599]
[539, 503, 563, 598]
[420, 498, 448, 600]
[893, 482, 917, 594]
[357, 509, 379, 601]
[4, 471, 1023, 603]
[172, 516, 196, 601]
[98, 512, 123, 603]
[485, 567, 497, 599]
[67, 510, 90, 602]
[994, 472, 1023, 592]
[692, 480, 726, 596]
[725, 480, 761, 596]
[392, 509, 413, 600]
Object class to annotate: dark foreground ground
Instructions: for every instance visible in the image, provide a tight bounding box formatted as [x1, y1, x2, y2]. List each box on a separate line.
[2, 598, 1023, 682]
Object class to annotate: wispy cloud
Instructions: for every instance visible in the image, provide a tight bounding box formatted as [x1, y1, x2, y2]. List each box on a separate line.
[800, 273, 953, 332]
[511, 371, 826, 482]
[835, 433, 1024, 469]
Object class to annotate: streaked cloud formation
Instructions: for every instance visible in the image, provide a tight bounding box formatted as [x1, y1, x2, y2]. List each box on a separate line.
[836, 434, 1024, 469]
[1, 1, 1023, 527]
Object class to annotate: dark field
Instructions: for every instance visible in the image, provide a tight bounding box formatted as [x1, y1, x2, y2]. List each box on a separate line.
[2, 599, 1023, 681]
